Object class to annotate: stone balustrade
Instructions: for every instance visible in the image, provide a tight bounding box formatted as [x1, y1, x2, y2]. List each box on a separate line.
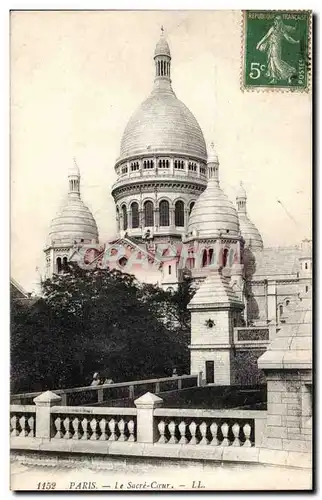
[10, 390, 269, 466]
[154, 409, 266, 447]
[50, 406, 137, 442]
[10, 405, 36, 438]
[11, 374, 199, 406]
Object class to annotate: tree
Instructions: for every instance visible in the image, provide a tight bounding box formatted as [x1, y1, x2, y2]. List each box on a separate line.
[11, 264, 190, 392]
[138, 276, 195, 373]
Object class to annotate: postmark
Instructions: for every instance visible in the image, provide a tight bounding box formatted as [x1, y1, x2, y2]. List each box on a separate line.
[242, 10, 312, 92]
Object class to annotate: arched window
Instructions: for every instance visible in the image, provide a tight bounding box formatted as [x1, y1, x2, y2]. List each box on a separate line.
[279, 304, 283, 317]
[131, 202, 139, 229]
[175, 200, 185, 227]
[122, 205, 128, 230]
[56, 257, 62, 274]
[188, 250, 195, 269]
[189, 201, 195, 215]
[116, 207, 120, 232]
[209, 248, 214, 265]
[305, 262, 308, 269]
[202, 249, 208, 267]
[223, 248, 229, 267]
[159, 200, 169, 226]
[63, 256, 68, 271]
[144, 201, 154, 227]
[168, 265, 171, 275]
[285, 299, 290, 306]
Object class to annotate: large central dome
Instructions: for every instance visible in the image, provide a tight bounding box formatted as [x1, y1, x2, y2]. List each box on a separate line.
[120, 92, 207, 161]
[112, 31, 209, 243]
[118, 32, 207, 162]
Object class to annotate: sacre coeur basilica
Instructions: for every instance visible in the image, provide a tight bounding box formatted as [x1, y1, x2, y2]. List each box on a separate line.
[42, 30, 312, 384]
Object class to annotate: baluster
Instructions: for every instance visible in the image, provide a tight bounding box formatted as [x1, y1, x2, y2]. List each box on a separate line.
[81, 418, 89, 440]
[54, 417, 63, 438]
[210, 422, 219, 446]
[72, 417, 81, 439]
[63, 417, 72, 439]
[28, 416, 35, 437]
[108, 418, 117, 441]
[231, 423, 241, 447]
[199, 421, 209, 445]
[19, 416, 28, 437]
[168, 421, 178, 444]
[99, 418, 108, 440]
[188, 421, 198, 445]
[178, 421, 188, 444]
[90, 418, 98, 440]
[221, 422, 229, 446]
[128, 420, 135, 442]
[118, 419, 127, 442]
[157, 420, 167, 444]
[10, 415, 19, 436]
[243, 423, 252, 447]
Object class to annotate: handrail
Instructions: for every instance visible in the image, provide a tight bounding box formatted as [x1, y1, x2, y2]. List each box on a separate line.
[11, 374, 198, 400]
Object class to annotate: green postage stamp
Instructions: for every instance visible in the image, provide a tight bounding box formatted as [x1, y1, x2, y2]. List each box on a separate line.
[242, 10, 311, 91]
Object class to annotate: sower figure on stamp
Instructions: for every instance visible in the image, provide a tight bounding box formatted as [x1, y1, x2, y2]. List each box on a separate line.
[256, 15, 299, 84]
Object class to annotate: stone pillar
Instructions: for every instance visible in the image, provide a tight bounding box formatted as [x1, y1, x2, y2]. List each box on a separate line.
[257, 291, 312, 468]
[127, 209, 132, 229]
[154, 208, 159, 228]
[170, 207, 175, 228]
[33, 391, 62, 439]
[184, 208, 189, 231]
[139, 209, 144, 229]
[134, 392, 163, 444]
[267, 280, 277, 325]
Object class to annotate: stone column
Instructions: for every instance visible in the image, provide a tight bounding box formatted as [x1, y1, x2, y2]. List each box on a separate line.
[139, 209, 144, 229]
[267, 280, 277, 325]
[127, 209, 132, 229]
[184, 208, 189, 231]
[134, 392, 163, 444]
[170, 207, 175, 228]
[33, 391, 62, 439]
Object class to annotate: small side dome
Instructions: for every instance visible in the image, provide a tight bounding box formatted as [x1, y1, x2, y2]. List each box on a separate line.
[188, 146, 240, 238]
[238, 217, 263, 251]
[48, 162, 99, 245]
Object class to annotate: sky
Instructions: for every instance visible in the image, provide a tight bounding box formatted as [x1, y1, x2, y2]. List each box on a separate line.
[10, 10, 312, 291]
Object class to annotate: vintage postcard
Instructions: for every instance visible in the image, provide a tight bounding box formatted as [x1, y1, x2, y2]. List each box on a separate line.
[10, 10, 312, 491]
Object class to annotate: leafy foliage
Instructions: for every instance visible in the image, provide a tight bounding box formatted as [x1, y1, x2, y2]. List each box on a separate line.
[11, 264, 193, 393]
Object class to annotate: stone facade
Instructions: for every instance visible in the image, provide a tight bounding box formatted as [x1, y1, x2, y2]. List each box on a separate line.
[257, 290, 312, 467]
[43, 31, 312, 395]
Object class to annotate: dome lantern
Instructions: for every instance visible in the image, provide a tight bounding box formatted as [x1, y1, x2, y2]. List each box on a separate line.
[153, 27, 173, 95]
[236, 181, 247, 213]
[236, 182, 263, 251]
[207, 142, 219, 186]
[68, 158, 81, 197]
